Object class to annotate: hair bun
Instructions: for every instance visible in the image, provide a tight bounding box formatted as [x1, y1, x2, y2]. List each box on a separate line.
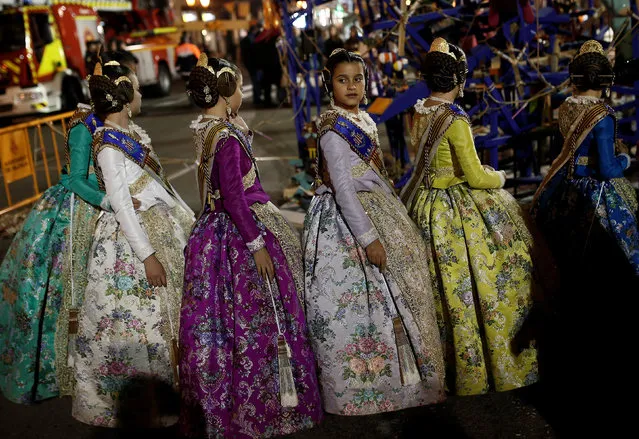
[187, 66, 220, 108]
[88, 61, 134, 115]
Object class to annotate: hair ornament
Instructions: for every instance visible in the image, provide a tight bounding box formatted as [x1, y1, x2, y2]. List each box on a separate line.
[203, 85, 212, 103]
[196, 52, 215, 74]
[576, 40, 605, 58]
[329, 48, 348, 57]
[114, 76, 131, 85]
[216, 67, 235, 77]
[104, 60, 120, 66]
[429, 37, 457, 60]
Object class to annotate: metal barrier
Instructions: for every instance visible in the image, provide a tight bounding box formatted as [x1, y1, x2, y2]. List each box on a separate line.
[0, 111, 75, 216]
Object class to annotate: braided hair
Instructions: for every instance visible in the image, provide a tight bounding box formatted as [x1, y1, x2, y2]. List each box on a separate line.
[421, 43, 468, 93]
[88, 60, 134, 116]
[186, 56, 241, 109]
[569, 50, 614, 92]
[321, 48, 368, 95]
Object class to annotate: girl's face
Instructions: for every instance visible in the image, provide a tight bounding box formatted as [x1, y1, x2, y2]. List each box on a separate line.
[129, 73, 142, 117]
[331, 61, 365, 111]
[229, 74, 243, 116]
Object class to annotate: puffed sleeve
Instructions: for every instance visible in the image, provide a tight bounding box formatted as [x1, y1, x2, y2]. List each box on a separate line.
[67, 124, 109, 209]
[98, 147, 155, 261]
[448, 119, 505, 189]
[216, 137, 265, 252]
[321, 131, 379, 248]
[593, 116, 630, 179]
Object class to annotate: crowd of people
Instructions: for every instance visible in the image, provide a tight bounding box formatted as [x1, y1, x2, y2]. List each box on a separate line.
[0, 35, 637, 438]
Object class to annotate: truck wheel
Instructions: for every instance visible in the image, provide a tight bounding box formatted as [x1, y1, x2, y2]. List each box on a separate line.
[154, 64, 172, 97]
[61, 77, 84, 112]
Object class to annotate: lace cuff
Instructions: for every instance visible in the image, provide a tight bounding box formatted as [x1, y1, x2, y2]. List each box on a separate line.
[246, 234, 266, 253]
[357, 227, 380, 248]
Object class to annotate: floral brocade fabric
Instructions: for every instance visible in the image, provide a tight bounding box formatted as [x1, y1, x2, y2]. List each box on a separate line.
[408, 184, 539, 395]
[303, 190, 445, 415]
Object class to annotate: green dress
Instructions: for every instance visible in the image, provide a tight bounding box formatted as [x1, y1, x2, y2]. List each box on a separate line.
[0, 108, 105, 403]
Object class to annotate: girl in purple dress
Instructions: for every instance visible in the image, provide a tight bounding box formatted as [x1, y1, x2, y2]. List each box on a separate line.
[178, 54, 323, 438]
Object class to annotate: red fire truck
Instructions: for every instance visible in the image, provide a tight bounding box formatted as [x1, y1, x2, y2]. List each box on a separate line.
[0, 0, 177, 119]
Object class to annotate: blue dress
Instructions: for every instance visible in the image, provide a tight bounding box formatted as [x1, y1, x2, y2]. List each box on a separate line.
[532, 97, 638, 278]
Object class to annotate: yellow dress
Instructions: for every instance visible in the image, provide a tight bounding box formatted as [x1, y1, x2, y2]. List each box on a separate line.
[401, 101, 539, 395]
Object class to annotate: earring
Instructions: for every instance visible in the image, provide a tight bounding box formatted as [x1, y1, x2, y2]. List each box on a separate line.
[329, 92, 334, 107]
[126, 103, 132, 118]
[458, 84, 464, 98]
[362, 92, 368, 105]
[604, 87, 611, 99]
[225, 99, 232, 119]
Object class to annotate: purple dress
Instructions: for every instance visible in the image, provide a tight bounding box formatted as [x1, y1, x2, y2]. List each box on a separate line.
[179, 117, 323, 438]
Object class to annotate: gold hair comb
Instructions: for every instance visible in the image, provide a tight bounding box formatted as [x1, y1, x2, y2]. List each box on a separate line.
[104, 60, 120, 66]
[577, 40, 605, 57]
[216, 67, 235, 77]
[429, 37, 457, 60]
[114, 76, 131, 85]
[196, 52, 208, 68]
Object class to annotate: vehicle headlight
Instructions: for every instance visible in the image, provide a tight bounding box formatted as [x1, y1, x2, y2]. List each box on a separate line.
[17, 91, 45, 101]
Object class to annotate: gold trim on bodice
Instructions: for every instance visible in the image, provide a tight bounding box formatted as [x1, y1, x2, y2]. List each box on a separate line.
[129, 172, 153, 196]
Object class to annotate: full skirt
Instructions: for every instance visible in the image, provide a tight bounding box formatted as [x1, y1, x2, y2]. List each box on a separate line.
[71, 203, 192, 427]
[410, 183, 539, 395]
[179, 203, 323, 438]
[303, 191, 445, 416]
[0, 184, 72, 403]
[533, 170, 639, 277]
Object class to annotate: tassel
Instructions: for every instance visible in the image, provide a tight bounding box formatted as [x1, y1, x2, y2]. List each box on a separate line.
[170, 338, 180, 388]
[277, 335, 298, 407]
[392, 317, 421, 386]
[67, 337, 76, 368]
[68, 309, 79, 334]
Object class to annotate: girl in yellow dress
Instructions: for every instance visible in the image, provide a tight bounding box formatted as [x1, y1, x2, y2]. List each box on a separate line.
[401, 38, 539, 395]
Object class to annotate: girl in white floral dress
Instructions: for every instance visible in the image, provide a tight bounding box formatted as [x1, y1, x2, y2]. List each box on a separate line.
[70, 60, 194, 427]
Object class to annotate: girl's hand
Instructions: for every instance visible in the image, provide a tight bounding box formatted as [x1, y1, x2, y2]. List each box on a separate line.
[144, 254, 167, 287]
[366, 239, 387, 272]
[253, 247, 274, 281]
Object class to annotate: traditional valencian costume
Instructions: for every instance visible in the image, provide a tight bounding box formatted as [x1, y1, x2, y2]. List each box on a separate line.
[71, 115, 194, 426]
[401, 38, 539, 396]
[178, 56, 322, 438]
[532, 41, 639, 278]
[0, 104, 105, 403]
[303, 103, 445, 415]
[179, 116, 323, 438]
[530, 40, 639, 433]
